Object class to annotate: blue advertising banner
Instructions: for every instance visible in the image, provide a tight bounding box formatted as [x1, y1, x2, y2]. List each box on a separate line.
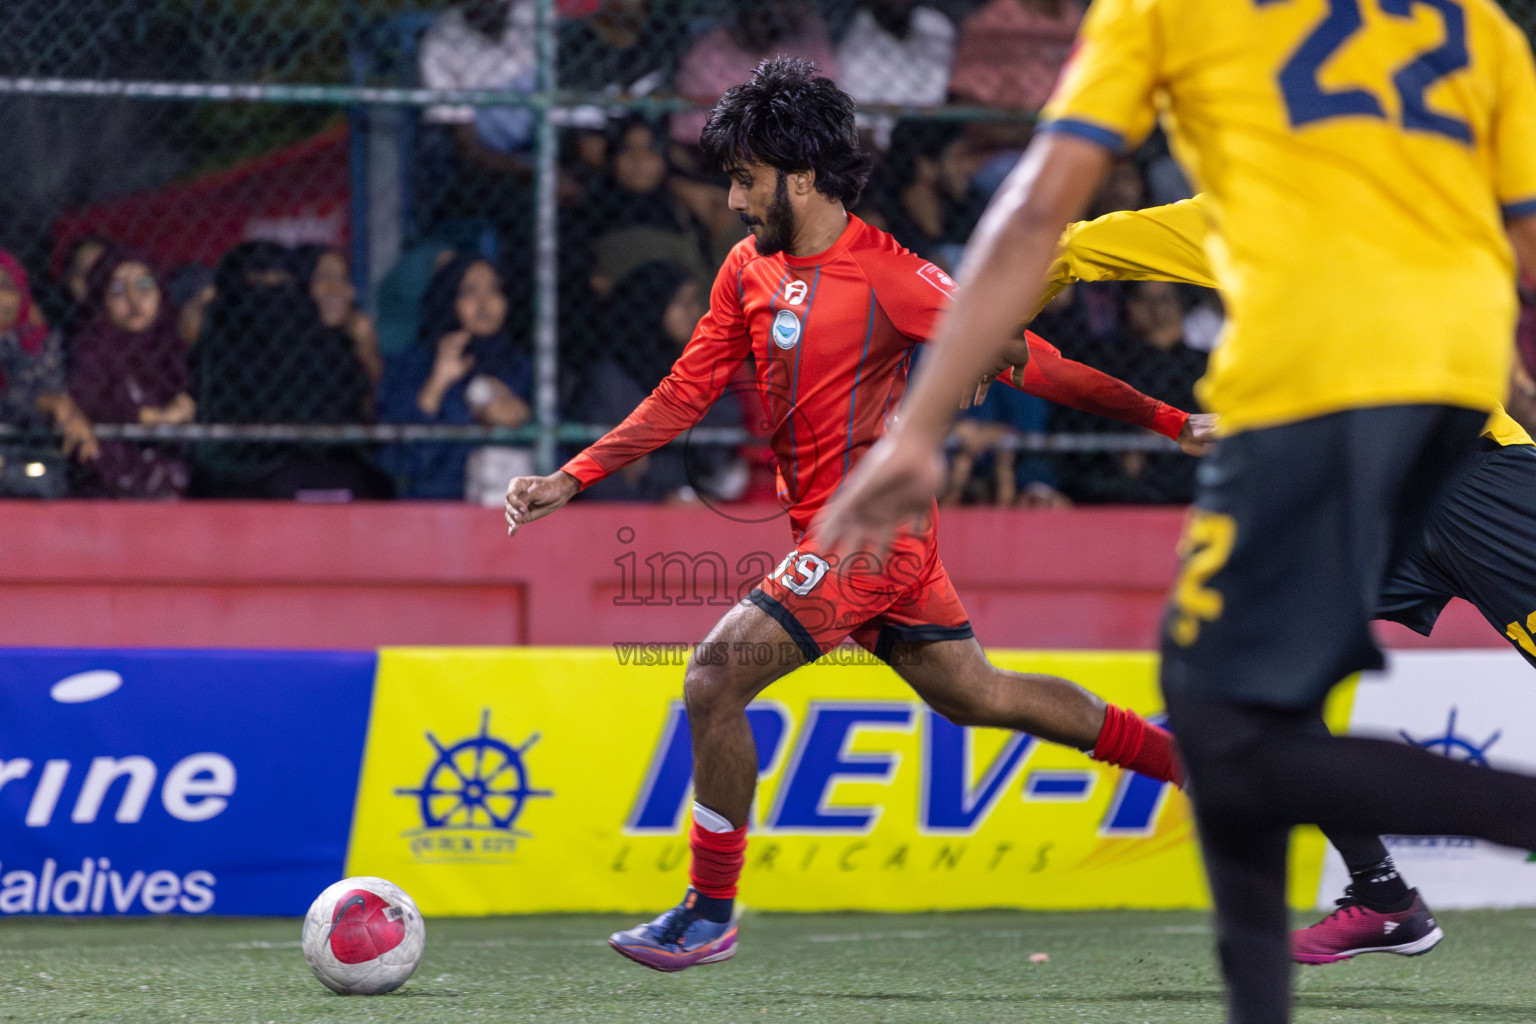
[0, 648, 375, 916]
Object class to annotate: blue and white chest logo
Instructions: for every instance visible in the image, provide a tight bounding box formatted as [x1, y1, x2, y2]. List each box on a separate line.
[772, 309, 802, 350]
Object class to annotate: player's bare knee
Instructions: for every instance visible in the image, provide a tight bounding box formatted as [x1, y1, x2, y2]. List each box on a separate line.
[682, 656, 751, 725]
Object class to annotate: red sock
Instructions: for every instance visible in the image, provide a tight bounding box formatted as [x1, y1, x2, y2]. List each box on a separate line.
[689, 820, 748, 899]
[1092, 704, 1185, 788]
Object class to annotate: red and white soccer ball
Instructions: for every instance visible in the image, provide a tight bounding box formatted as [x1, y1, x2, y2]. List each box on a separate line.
[301, 876, 425, 995]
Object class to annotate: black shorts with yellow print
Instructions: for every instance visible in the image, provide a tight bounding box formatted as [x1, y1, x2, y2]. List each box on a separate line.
[1378, 441, 1536, 668]
[1159, 405, 1487, 710]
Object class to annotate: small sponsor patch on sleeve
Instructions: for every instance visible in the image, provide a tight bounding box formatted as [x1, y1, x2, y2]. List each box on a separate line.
[917, 263, 956, 297]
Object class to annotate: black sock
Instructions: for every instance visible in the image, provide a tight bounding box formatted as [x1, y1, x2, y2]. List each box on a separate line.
[687, 889, 734, 924]
[1346, 857, 1412, 912]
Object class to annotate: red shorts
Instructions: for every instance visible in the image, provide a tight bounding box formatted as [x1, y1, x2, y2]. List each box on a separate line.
[748, 533, 973, 663]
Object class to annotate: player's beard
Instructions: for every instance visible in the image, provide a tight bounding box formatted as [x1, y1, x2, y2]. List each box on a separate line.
[748, 172, 796, 257]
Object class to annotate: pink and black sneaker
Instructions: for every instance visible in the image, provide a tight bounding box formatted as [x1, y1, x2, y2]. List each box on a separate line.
[1292, 886, 1443, 965]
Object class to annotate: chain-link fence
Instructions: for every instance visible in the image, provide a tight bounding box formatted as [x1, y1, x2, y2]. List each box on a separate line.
[1, 0, 1529, 506]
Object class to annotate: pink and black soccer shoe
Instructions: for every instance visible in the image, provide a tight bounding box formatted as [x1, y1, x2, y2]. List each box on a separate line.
[1292, 888, 1443, 965]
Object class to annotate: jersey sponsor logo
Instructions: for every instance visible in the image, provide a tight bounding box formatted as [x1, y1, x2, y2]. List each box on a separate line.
[772, 309, 802, 349]
[783, 280, 809, 306]
[917, 263, 956, 297]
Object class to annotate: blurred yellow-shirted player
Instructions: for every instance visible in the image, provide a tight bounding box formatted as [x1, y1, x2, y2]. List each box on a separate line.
[817, 0, 1536, 1021]
[1042, 0, 1536, 433]
[1050, 196, 1536, 966]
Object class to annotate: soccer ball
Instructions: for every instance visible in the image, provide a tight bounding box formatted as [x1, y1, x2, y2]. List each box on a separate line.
[301, 876, 425, 995]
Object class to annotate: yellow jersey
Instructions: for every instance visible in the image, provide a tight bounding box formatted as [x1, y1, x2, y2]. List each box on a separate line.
[1046, 195, 1534, 446]
[1040, 0, 1536, 435]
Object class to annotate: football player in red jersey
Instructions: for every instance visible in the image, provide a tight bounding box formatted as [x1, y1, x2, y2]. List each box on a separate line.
[504, 57, 1206, 972]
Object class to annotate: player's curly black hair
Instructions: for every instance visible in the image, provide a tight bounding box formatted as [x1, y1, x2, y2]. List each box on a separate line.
[699, 56, 872, 207]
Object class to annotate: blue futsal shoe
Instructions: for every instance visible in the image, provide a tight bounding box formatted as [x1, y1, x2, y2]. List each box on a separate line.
[608, 892, 738, 972]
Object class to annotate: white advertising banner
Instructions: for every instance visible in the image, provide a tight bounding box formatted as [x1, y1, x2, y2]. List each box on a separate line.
[1319, 650, 1536, 909]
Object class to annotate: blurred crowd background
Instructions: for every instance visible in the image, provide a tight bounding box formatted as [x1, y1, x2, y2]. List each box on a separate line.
[2, 0, 1532, 508]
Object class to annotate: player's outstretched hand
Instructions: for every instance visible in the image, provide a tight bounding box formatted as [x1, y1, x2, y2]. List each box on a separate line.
[1176, 413, 1219, 456]
[505, 471, 580, 538]
[815, 431, 945, 560]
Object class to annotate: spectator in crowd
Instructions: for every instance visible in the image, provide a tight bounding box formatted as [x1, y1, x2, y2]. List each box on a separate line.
[945, 386, 1067, 509]
[1052, 280, 1207, 505]
[295, 245, 384, 388]
[192, 242, 391, 500]
[166, 264, 216, 348]
[671, 0, 839, 147]
[948, 0, 1084, 113]
[557, 0, 677, 100]
[420, 0, 538, 171]
[577, 260, 745, 502]
[0, 250, 97, 497]
[1086, 157, 1147, 219]
[835, 0, 956, 147]
[417, 0, 539, 291]
[375, 243, 458, 360]
[585, 116, 712, 296]
[380, 253, 533, 501]
[45, 234, 110, 343]
[877, 118, 986, 273]
[67, 247, 193, 498]
[666, 146, 751, 271]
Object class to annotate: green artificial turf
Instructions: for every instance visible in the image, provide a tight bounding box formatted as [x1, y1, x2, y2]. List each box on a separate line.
[0, 910, 1532, 1023]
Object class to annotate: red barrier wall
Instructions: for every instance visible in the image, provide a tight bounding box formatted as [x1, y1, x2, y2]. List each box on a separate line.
[0, 500, 1498, 651]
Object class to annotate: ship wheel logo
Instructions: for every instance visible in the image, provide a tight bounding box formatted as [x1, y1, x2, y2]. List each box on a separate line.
[1400, 707, 1501, 766]
[395, 709, 553, 834]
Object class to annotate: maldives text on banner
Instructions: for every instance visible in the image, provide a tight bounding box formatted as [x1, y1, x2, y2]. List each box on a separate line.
[344, 647, 1343, 914]
[0, 648, 376, 916]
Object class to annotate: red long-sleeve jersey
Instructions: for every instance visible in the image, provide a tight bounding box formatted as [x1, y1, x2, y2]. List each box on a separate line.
[562, 215, 1187, 537]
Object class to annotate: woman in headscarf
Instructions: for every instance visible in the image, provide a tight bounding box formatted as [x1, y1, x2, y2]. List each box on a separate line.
[583, 116, 711, 296]
[191, 242, 392, 499]
[577, 260, 745, 502]
[41, 234, 109, 343]
[0, 250, 97, 496]
[67, 245, 193, 498]
[379, 252, 532, 500]
[293, 245, 384, 389]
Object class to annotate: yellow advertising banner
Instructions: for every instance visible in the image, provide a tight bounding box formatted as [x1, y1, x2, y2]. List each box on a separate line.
[345, 647, 1353, 915]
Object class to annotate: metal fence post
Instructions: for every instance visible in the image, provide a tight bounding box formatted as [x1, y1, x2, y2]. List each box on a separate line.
[533, 0, 560, 476]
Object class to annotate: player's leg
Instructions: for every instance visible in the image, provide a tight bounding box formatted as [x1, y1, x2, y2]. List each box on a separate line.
[1382, 440, 1536, 669]
[608, 599, 811, 972]
[858, 555, 1184, 784]
[1292, 440, 1536, 963]
[1161, 405, 1489, 1024]
[884, 633, 1183, 786]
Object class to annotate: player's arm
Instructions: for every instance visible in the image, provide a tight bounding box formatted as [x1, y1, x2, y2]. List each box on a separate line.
[506, 260, 751, 536]
[1493, 18, 1536, 299]
[968, 197, 1222, 409]
[903, 134, 1110, 440]
[1509, 216, 1536, 280]
[1031, 197, 1216, 320]
[997, 332, 1214, 454]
